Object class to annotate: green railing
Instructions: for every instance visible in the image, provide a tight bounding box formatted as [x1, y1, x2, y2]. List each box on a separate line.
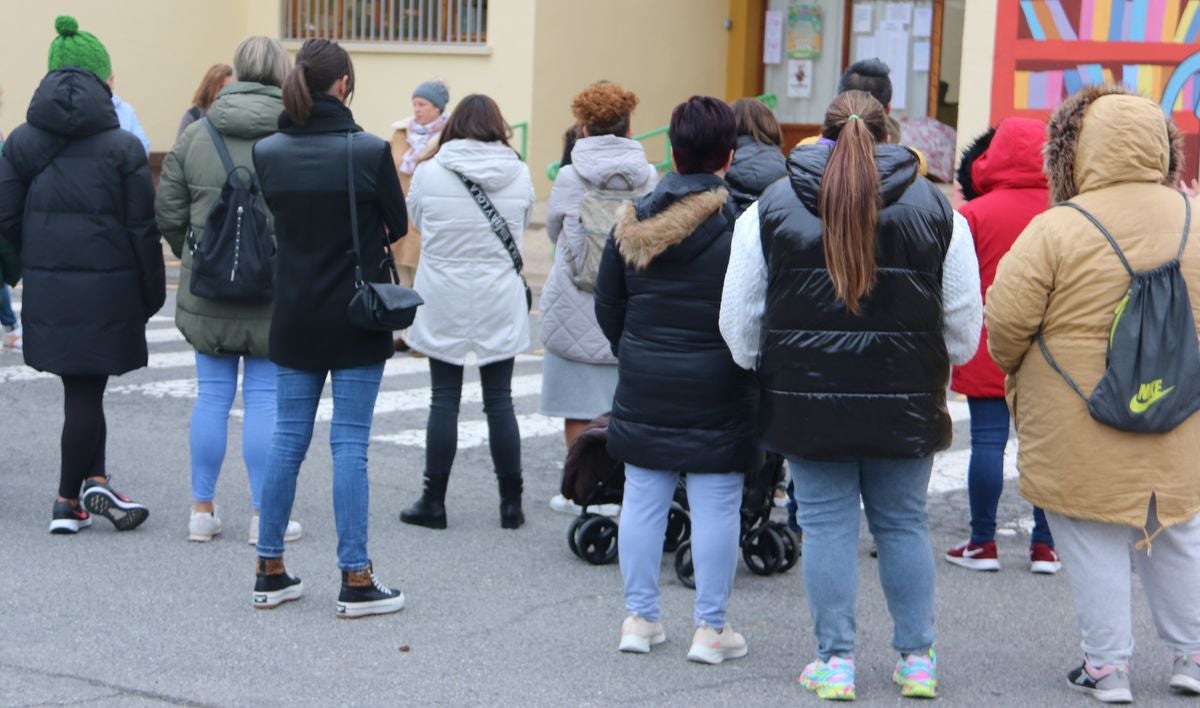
[509, 121, 528, 161]
[545, 93, 778, 181]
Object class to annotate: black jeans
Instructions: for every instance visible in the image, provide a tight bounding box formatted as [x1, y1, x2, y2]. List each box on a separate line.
[60, 375, 108, 499]
[426, 357, 520, 479]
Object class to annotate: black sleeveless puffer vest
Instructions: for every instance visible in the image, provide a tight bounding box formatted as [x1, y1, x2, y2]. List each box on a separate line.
[756, 143, 954, 459]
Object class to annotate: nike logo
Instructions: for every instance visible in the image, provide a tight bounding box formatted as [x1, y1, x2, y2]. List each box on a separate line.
[1130, 379, 1175, 414]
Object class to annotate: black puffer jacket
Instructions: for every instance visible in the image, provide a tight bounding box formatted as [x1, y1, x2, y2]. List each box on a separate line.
[756, 144, 953, 459]
[252, 94, 408, 372]
[0, 68, 164, 376]
[594, 172, 759, 474]
[725, 135, 787, 218]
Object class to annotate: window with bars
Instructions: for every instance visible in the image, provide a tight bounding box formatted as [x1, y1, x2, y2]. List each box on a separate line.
[283, 0, 487, 45]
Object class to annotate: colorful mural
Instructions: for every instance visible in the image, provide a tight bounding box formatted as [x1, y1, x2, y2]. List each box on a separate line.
[992, 0, 1200, 177]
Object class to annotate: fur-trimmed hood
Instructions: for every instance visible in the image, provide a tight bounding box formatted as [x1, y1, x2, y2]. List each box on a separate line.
[1046, 84, 1183, 203]
[613, 172, 730, 270]
[957, 118, 1047, 201]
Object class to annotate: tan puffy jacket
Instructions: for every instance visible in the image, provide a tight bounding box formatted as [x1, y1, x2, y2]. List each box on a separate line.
[986, 87, 1200, 531]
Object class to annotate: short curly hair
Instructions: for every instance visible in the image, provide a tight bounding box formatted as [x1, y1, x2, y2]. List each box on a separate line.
[571, 81, 639, 137]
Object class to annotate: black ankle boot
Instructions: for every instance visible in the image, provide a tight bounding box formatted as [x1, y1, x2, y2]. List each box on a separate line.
[498, 475, 524, 529]
[400, 474, 448, 529]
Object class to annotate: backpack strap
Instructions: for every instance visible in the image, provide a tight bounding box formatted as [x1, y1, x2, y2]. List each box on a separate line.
[1035, 331, 1089, 403]
[1058, 201, 1135, 276]
[1176, 190, 1192, 260]
[201, 117, 243, 189]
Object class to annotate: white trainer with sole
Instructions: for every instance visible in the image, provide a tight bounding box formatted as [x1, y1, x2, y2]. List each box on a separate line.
[618, 614, 666, 654]
[686, 623, 748, 665]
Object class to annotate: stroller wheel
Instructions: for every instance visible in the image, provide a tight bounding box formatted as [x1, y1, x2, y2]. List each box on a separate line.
[674, 540, 696, 589]
[743, 524, 785, 575]
[770, 521, 801, 572]
[577, 516, 619, 565]
[663, 503, 692, 553]
[567, 514, 589, 558]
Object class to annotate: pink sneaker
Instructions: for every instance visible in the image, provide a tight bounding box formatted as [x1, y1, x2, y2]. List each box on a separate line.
[1030, 543, 1061, 574]
[944, 540, 1000, 571]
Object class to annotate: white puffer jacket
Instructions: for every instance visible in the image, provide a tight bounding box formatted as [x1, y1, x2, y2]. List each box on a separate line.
[540, 135, 658, 363]
[405, 139, 535, 365]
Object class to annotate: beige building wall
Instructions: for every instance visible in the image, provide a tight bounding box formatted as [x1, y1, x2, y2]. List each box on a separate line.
[954, 0, 997, 158]
[528, 0, 730, 194]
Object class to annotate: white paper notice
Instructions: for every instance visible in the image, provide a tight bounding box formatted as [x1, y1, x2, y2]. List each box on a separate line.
[852, 3, 873, 33]
[787, 59, 814, 98]
[856, 35, 878, 61]
[877, 30, 910, 109]
[763, 10, 784, 64]
[913, 41, 931, 71]
[885, 2, 914, 25]
[913, 6, 934, 37]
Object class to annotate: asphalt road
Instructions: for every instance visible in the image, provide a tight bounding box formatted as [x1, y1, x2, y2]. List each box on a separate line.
[0, 273, 1189, 707]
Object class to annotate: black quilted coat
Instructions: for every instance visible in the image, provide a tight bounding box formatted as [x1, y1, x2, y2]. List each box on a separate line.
[0, 68, 164, 376]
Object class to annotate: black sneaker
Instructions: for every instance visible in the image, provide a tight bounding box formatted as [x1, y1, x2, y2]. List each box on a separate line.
[336, 563, 405, 619]
[253, 558, 304, 609]
[1068, 662, 1134, 703]
[81, 478, 149, 531]
[49, 499, 92, 535]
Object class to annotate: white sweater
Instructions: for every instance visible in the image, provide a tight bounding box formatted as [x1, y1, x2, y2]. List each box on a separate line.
[719, 202, 983, 370]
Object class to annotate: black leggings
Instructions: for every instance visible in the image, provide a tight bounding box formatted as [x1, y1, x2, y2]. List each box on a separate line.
[60, 375, 108, 499]
[426, 358, 521, 479]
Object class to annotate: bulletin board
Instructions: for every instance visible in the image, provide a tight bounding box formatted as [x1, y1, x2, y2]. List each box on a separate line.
[763, 0, 848, 125]
[847, 0, 936, 118]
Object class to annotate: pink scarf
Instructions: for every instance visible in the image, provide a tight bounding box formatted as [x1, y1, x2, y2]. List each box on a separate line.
[401, 113, 448, 175]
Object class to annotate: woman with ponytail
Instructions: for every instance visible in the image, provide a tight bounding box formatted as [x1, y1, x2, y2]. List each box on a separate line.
[719, 90, 982, 700]
[250, 38, 409, 619]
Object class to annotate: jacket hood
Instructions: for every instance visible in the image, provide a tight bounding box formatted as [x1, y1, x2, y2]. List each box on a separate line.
[26, 68, 118, 139]
[434, 139, 526, 192]
[1046, 84, 1183, 202]
[788, 143, 919, 214]
[570, 135, 653, 190]
[964, 118, 1048, 198]
[726, 135, 787, 195]
[613, 172, 730, 270]
[206, 82, 284, 140]
[956, 127, 995, 201]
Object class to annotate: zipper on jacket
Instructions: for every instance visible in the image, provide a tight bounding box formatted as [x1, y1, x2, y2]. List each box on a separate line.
[231, 205, 243, 282]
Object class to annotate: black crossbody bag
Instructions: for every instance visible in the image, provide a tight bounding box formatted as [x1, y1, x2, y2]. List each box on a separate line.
[345, 132, 424, 331]
[456, 172, 533, 311]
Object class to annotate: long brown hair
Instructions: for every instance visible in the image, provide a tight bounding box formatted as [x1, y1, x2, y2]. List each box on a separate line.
[192, 64, 232, 111]
[730, 97, 782, 146]
[431, 94, 514, 158]
[282, 39, 355, 124]
[817, 90, 888, 314]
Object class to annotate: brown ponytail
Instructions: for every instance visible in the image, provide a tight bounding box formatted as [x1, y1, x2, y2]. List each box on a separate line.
[817, 90, 889, 314]
[282, 38, 355, 124]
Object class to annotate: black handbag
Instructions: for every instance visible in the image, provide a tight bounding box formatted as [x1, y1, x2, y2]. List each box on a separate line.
[345, 132, 423, 331]
[456, 172, 533, 311]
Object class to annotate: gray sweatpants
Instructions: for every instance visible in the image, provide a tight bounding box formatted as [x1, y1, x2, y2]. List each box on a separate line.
[1046, 503, 1200, 666]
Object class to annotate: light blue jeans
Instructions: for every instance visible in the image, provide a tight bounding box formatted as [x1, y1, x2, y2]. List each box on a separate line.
[256, 362, 384, 571]
[0, 285, 16, 328]
[190, 352, 276, 509]
[618, 465, 743, 628]
[789, 455, 936, 660]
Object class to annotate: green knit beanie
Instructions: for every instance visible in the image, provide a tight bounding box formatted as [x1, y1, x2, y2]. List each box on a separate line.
[47, 16, 112, 81]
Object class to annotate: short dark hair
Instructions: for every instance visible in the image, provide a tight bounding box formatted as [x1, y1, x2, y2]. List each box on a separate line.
[838, 59, 893, 108]
[669, 96, 736, 175]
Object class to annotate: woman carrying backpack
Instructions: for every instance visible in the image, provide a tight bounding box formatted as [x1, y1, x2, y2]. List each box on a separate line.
[721, 91, 982, 700]
[540, 81, 657, 512]
[249, 38, 409, 618]
[987, 85, 1200, 703]
[156, 36, 302, 545]
[595, 96, 758, 665]
[0, 17, 165, 534]
[398, 94, 535, 530]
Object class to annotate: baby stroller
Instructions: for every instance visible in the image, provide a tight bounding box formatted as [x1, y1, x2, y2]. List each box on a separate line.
[561, 414, 691, 565]
[673, 451, 800, 588]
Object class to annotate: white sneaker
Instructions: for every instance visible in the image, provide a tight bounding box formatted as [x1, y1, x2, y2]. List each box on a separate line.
[4, 326, 21, 352]
[248, 514, 303, 545]
[618, 614, 666, 654]
[550, 493, 582, 515]
[188, 508, 222, 542]
[686, 623, 748, 665]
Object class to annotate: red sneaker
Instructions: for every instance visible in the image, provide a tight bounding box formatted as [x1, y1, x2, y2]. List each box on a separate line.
[944, 540, 1000, 571]
[1030, 543, 1061, 574]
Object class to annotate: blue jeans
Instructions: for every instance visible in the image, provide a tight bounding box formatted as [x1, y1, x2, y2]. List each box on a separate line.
[0, 285, 16, 328]
[967, 397, 1054, 547]
[790, 455, 936, 660]
[618, 465, 743, 627]
[256, 362, 385, 571]
[190, 353, 276, 508]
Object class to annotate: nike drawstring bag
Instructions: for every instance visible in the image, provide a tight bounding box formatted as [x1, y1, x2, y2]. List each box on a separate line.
[1037, 193, 1200, 433]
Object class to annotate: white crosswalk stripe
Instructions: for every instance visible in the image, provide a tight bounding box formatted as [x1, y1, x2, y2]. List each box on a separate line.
[373, 413, 562, 448]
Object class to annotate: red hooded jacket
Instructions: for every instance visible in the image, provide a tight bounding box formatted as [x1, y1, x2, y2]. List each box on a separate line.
[951, 117, 1050, 398]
